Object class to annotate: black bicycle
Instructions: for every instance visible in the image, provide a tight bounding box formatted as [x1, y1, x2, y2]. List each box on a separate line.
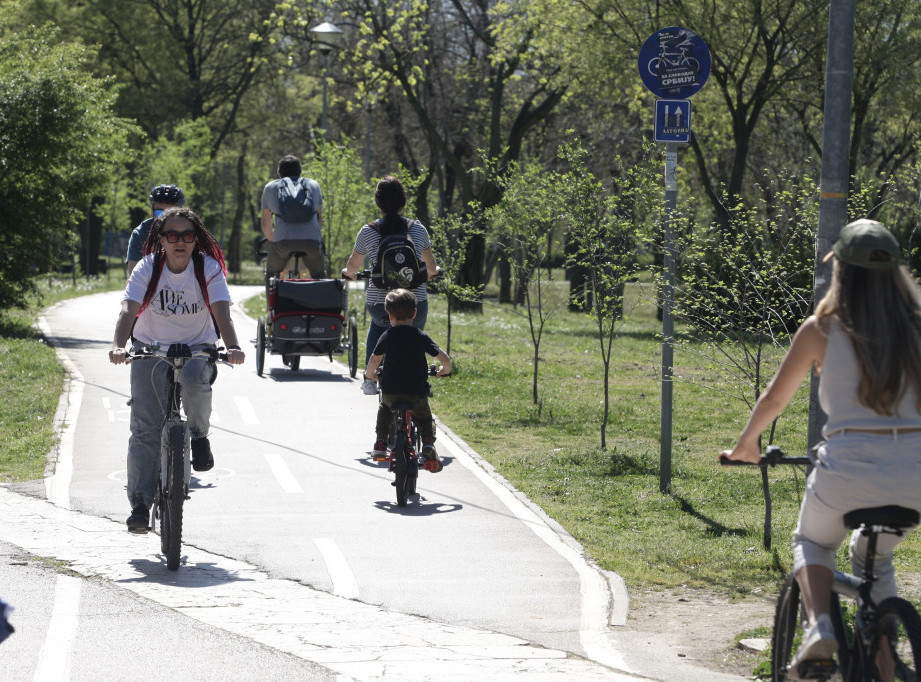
[384, 365, 444, 507]
[722, 445, 921, 681]
[128, 344, 229, 570]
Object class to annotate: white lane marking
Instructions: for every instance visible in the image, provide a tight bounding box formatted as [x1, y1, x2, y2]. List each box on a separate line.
[262, 453, 304, 494]
[33, 574, 82, 682]
[436, 419, 632, 673]
[102, 396, 114, 422]
[39, 316, 78, 510]
[233, 395, 259, 425]
[313, 538, 360, 599]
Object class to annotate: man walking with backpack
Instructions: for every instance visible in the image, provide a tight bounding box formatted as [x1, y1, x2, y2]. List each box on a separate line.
[261, 155, 327, 294]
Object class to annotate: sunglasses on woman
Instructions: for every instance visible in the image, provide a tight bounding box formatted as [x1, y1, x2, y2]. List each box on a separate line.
[162, 230, 197, 244]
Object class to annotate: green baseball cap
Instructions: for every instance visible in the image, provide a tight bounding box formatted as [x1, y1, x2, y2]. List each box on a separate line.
[824, 219, 900, 270]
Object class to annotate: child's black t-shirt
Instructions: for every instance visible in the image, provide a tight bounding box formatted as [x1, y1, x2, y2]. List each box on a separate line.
[372, 325, 441, 396]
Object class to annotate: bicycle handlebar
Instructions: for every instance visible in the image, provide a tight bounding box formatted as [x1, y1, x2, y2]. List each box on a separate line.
[719, 445, 811, 468]
[126, 344, 232, 365]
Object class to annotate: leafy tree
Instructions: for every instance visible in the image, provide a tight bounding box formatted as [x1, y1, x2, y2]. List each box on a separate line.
[335, 0, 568, 298]
[309, 138, 376, 276]
[18, 0, 280, 157]
[0, 14, 132, 308]
[428, 213, 484, 355]
[673, 169, 818, 548]
[562, 140, 656, 449]
[483, 159, 560, 406]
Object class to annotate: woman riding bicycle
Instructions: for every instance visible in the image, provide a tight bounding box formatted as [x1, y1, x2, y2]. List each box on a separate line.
[109, 207, 245, 531]
[720, 220, 921, 678]
[340, 175, 439, 395]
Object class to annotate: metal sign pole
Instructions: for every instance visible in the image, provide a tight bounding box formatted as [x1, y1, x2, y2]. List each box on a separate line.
[660, 143, 678, 493]
[808, 0, 856, 449]
[640, 26, 709, 494]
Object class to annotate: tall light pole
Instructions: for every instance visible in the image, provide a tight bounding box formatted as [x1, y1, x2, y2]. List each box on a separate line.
[808, 0, 857, 449]
[365, 100, 372, 182]
[310, 21, 343, 135]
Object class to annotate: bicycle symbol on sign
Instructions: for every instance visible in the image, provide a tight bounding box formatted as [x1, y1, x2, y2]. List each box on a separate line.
[647, 45, 700, 77]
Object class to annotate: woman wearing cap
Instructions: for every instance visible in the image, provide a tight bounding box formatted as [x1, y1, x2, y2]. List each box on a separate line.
[721, 219, 921, 678]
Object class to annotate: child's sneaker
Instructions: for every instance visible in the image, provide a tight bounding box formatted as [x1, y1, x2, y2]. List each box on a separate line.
[372, 439, 388, 462]
[421, 439, 442, 472]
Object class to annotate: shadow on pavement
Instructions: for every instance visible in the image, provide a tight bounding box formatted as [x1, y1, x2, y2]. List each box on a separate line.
[121, 558, 256, 587]
[263, 367, 352, 383]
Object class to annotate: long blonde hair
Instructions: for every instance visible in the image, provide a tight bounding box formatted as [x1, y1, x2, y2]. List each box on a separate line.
[816, 260, 921, 414]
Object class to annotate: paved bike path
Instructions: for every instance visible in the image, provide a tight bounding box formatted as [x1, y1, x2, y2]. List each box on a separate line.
[0, 287, 748, 680]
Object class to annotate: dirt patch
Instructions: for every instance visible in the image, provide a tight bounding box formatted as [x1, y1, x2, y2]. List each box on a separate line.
[611, 587, 776, 679]
[613, 575, 921, 680]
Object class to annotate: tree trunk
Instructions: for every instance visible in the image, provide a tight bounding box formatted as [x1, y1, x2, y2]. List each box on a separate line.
[228, 149, 246, 274]
[499, 256, 512, 303]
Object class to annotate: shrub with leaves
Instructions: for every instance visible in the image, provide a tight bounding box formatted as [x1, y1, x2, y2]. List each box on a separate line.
[0, 15, 132, 308]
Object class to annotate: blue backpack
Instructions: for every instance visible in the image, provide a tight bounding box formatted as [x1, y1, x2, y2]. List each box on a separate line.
[276, 177, 316, 223]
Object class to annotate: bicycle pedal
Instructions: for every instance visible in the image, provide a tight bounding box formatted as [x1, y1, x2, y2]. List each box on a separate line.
[795, 658, 837, 679]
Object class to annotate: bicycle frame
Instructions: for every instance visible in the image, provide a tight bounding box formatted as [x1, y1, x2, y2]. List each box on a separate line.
[128, 343, 222, 569]
[724, 447, 921, 680]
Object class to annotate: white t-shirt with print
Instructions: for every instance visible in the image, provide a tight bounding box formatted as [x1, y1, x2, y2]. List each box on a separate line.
[125, 254, 231, 347]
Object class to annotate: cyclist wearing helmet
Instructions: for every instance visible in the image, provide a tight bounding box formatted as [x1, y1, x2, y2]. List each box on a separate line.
[125, 184, 186, 275]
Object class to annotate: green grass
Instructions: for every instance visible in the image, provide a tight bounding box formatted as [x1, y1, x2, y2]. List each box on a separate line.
[0, 274, 126, 480]
[8, 268, 921, 605]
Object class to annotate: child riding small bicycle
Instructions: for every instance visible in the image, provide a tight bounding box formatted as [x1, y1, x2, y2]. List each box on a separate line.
[364, 288, 451, 468]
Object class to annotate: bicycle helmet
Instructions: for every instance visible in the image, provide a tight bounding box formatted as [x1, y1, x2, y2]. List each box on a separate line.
[148, 184, 186, 206]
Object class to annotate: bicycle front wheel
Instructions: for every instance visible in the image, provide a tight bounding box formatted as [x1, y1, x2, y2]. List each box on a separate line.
[772, 573, 805, 681]
[865, 597, 921, 681]
[164, 422, 186, 570]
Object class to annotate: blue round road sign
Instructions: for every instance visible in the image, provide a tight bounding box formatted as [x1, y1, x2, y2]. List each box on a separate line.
[638, 27, 711, 99]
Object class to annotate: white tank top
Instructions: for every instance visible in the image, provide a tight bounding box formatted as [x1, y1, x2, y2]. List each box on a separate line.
[819, 318, 921, 437]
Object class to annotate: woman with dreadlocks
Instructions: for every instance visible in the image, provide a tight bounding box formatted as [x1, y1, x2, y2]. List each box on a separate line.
[109, 207, 244, 531]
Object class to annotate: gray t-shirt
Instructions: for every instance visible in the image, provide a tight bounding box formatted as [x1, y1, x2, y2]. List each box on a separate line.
[261, 176, 323, 242]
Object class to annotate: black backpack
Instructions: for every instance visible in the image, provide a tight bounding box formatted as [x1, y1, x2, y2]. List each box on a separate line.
[276, 177, 316, 223]
[371, 218, 426, 290]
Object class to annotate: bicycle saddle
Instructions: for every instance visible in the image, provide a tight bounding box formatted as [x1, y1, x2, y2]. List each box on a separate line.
[843, 505, 919, 530]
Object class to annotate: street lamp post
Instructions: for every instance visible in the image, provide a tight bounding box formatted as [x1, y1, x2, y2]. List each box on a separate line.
[365, 100, 372, 182]
[309, 21, 343, 135]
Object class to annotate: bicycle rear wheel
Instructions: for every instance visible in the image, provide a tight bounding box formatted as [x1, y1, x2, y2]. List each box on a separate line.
[393, 436, 410, 507]
[164, 423, 185, 570]
[772, 573, 806, 681]
[866, 597, 921, 680]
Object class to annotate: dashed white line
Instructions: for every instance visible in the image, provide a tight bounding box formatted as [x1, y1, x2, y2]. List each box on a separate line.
[33, 574, 82, 682]
[262, 453, 304, 494]
[313, 538, 359, 599]
[232, 395, 259, 425]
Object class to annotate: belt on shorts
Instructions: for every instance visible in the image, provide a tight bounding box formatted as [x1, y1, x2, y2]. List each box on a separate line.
[826, 426, 921, 439]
